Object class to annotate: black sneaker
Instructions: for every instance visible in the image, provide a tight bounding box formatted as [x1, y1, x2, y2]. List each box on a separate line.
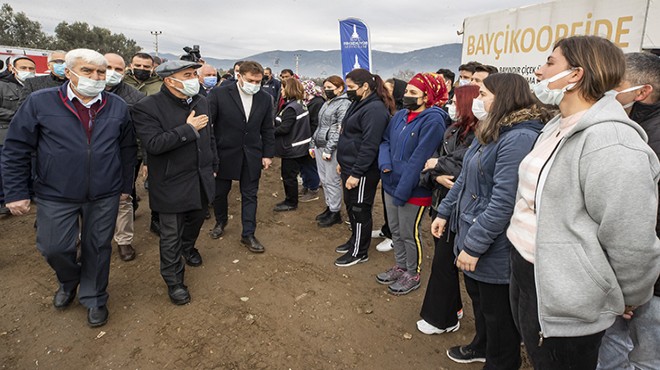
[335, 243, 350, 254]
[334, 253, 368, 267]
[446, 345, 486, 364]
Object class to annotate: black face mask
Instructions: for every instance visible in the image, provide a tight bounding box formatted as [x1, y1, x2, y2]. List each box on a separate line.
[402, 95, 423, 111]
[263, 75, 271, 83]
[133, 68, 152, 81]
[346, 89, 360, 102]
[325, 89, 337, 100]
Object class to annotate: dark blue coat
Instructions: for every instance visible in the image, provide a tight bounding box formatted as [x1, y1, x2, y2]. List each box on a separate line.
[2, 82, 136, 203]
[437, 118, 543, 284]
[379, 107, 448, 206]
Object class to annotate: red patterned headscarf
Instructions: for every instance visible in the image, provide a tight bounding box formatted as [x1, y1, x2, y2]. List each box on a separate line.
[408, 73, 448, 107]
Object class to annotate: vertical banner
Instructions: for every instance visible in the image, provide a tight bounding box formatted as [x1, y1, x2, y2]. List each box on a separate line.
[339, 18, 372, 77]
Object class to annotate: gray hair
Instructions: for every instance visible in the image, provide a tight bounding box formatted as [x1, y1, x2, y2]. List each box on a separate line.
[48, 50, 67, 62]
[65, 49, 107, 70]
[624, 52, 660, 102]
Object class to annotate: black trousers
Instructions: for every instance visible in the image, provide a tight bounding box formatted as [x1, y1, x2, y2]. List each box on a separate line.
[158, 186, 207, 287]
[341, 169, 379, 258]
[464, 274, 521, 370]
[510, 248, 605, 370]
[214, 157, 259, 237]
[420, 230, 463, 329]
[280, 156, 311, 206]
[379, 186, 392, 238]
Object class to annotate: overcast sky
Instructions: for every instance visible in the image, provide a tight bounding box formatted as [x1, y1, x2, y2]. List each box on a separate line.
[9, 0, 542, 59]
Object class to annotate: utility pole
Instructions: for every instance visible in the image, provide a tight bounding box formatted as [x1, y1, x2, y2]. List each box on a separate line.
[150, 31, 162, 57]
[294, 53, 301, 76]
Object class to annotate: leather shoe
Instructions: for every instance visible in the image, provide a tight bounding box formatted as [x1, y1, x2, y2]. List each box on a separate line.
[315, 207, 331, 221]
[87, 305, 109, 327]
[241, 235, 265, 253]
[184, 248, 203, 267]
[209, 221, 227, 239]
[168, 285, 191, 305]
[117, 244, 136, 261]
[273, 202, 297, 212]
[53, 286, 76, 309]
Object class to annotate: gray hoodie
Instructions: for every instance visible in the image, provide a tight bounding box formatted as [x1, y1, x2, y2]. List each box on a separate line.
[532, 96, 660, 339]
[310, 94, 351, 155]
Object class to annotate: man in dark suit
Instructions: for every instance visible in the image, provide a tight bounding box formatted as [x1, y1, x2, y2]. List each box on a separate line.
[207, 61, 275, 253]
[132, 60, 217, 305]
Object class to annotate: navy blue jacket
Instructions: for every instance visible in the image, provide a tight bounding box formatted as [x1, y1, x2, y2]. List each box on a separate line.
[2, 83, 136, 203]
[337, 93, 390, 177]
[437, 117, 543, 284]
[379, 107, 448, 206]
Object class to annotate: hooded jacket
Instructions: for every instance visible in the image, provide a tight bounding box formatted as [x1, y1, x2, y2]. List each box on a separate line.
[311, 94, 351, 155]
[379, 106, 447, 206]
[437, 108, 545, 284]
[337, 93, 390, 177]
[527, 97, 660, 338]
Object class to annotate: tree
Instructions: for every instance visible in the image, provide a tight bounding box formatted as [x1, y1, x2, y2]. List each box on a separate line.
[0, 4, 53, 48]
[52, 22, 141, 61]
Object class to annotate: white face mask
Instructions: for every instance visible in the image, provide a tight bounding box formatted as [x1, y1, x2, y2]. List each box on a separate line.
[16, 70, 36, 82]
[471, 99, 488, 121]
[447, 104, 457, 121]
[239, 79, 261, 95]
[615, 85, 644, 109]
[170, 77, 200, 97]
[70, 70, 106, 97]
[459, 78, 471, 87]
[105, 69, 124, 87]
[532, 69, 576, 106]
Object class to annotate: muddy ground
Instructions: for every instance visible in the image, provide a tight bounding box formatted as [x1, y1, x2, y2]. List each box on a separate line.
[0, 158, 531, 369]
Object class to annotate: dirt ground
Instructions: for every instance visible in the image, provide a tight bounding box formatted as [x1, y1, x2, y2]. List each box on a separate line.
[0, 158, 531, 370]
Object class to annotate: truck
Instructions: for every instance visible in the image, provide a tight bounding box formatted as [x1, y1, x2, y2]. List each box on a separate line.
[0, 45, 51, 74]
[460, 0, 659, 83]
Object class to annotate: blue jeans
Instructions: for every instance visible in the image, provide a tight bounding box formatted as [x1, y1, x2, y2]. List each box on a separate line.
[299, 157, 320, 190]
[597, 295, 660, 370]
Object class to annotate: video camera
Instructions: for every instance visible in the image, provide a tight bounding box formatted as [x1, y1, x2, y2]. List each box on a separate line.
[181, 45, 202, 62]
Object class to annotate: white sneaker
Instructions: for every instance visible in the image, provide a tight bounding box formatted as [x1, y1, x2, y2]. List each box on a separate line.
[371, 230, 385, 238]
[376, 238, 393, 252]
[416, 319, 460, 335]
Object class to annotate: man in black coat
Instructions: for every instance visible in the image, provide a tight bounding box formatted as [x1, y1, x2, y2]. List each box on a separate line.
[19, 50, 68, 104]
[132, 60, 217, 305]
[207, 61, 275, 252]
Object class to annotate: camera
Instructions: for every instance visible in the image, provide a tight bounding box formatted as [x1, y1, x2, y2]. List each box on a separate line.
[181, 45, 202, 62]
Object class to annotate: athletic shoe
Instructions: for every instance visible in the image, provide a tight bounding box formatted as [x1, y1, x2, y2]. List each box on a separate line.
[376, 265, 406, 285]
[376, 238, 393, 252]
[371, 230, 386, 238]
[446, 345, 486, 364]
[388, 272, 421, 295]
[416, 319, 460, 335]
[335, 244, 350, 254]
[457, 308, 464, 320]
[334, 253, 368, 267]
[300, 188, 320, 202]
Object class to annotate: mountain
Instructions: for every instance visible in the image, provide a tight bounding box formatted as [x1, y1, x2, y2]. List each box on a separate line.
[158, 43, 462, 79]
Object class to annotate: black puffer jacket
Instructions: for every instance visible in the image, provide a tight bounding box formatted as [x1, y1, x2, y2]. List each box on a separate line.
[107, 82, 145, 108]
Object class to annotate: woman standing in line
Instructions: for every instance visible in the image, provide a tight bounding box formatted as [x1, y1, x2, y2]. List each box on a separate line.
[431, 73, 552, 368]
[417, 84, 480, 334]
[310, 76, 351, 227]
[507, 35, 660, 370]
[335, 69, 395, 267]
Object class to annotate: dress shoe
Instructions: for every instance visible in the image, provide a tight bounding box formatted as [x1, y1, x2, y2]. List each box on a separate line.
[0, 204, 10, 216]
[87, 306, 109, 327]
[168, 284, 191, 305]
[184, 248, 203, 267]
[53, 286, 76, 309]
[318, 211, 342, 228]
[273, 202, 297, 212]
[209, 221, 227, 239]
[117, 244, 136, 261]
[150, 219, 160, 235]
[315, 207, 331, 221]
[241, 235, 265, 253]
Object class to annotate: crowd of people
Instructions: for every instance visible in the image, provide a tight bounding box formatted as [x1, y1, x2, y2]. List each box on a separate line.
[0, 34, 659, 370]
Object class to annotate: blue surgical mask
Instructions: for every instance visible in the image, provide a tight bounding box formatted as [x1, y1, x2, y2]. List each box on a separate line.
[52, 63, 66, 77]
[203, 76, 217, 88]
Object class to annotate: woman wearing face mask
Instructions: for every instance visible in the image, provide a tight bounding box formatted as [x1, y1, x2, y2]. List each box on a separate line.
[310, 76, 351, 227]
[417, 84, 480, 334]
[272, 78, 313, 212]
[431, 73, 552, 368]
[335, 69, 395, 267]
[506, 35, 660, 370]
[376, 73, 448, 295]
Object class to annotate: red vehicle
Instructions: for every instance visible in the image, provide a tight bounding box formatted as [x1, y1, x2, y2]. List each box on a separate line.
[0, 45, 51, 74]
